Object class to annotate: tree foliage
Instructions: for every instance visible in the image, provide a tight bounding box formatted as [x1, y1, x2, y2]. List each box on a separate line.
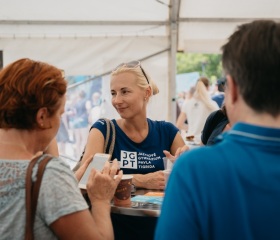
[176, 53, 223, 82]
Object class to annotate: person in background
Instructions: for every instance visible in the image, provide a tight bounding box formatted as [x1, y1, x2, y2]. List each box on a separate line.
[201, 105, 230, 146]
[56, 117, 71, 156]
[211, 77, 226, 107]
[87, 91, 102, 125]
[0, 58, 122, 239]
[200, 78, 229, 146]
[176, 77, 219, 142]
[176, 86, 195, 132]
[80, 60, 185, 190]
[72, 90, 89, 158]
[176, 91, 186, 110]
[185, 86, 196, 103]
[156, 20, 280, 240]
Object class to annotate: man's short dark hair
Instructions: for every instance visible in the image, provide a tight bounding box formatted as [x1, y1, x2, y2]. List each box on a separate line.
[222, 20, 280, 117]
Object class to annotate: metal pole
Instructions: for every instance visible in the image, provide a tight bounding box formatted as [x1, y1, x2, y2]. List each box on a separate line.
[168, 0, 180, 123]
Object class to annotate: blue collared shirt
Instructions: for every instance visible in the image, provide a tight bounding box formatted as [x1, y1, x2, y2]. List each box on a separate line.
[156, 122, 280, 240]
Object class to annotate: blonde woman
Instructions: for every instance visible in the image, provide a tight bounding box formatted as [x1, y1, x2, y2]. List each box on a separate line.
[80, 61, 185, 190]
[176, 77, 219, 142]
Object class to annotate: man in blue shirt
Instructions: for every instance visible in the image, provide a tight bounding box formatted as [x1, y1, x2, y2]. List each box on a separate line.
[156, 20, 280, 240]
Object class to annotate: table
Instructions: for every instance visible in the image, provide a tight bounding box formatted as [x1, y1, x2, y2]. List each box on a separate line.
[111, 188, 163, 240]
[110, 189, 163, 217]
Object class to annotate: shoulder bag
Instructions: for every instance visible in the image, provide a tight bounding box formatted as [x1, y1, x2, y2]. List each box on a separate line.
[72, 118, 116, 172]
[25, 155, 53, 240]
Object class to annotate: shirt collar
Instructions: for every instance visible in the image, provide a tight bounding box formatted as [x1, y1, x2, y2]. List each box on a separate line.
[215, 122, 280, 144]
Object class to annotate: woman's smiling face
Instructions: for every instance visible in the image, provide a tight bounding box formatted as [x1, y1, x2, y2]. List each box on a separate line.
[110, 72, 147, 119]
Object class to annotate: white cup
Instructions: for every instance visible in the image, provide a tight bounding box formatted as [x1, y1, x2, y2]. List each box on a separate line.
[163, 157, 173, 171]
[163, 169, 171, 187]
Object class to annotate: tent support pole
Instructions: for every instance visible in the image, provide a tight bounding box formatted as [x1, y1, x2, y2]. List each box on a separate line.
[168, 0, 180, 123]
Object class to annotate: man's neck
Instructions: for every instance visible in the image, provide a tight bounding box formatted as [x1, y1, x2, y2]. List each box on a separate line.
[231, 102, 280, 128]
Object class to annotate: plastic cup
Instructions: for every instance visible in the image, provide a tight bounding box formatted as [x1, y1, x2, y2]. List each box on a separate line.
[113, 175, 133, 207]
[163, 157, 173, 170]
[163, 169, 171, 187]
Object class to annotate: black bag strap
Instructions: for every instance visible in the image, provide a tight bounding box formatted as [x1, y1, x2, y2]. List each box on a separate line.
[25, 155, 53, 240]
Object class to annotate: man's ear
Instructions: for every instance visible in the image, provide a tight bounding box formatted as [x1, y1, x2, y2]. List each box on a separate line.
[226, 75, 239, 105]
[36, 107, 48, 128]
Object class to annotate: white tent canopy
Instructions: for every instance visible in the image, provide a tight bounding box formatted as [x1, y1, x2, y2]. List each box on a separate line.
[1, 0, 279, 122]
[179, 0, 280, 53]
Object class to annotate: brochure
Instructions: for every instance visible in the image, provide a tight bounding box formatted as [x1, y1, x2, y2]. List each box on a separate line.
[131, 192, 164, 205]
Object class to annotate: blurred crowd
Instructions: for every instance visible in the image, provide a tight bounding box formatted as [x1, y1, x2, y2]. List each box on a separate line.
[175, 77, 225, 140]
[56, 90, 102, 159]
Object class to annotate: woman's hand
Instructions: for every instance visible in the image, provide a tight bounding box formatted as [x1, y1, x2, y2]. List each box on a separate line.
[133, 171, 165, 190]
[163, 145, 190, 163]
[74, 155, 93, 181]
[87, 160, 123, 205]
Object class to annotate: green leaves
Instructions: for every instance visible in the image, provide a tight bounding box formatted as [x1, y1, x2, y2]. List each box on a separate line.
[176, 53, 223, 82]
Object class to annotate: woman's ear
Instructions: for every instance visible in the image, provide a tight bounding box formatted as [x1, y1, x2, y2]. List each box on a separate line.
[145, 85, 152, 98]
[36, 107, 48, 128]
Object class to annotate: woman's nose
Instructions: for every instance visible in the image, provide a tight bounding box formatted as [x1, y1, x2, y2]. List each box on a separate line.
[113, 93, 122, 104]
